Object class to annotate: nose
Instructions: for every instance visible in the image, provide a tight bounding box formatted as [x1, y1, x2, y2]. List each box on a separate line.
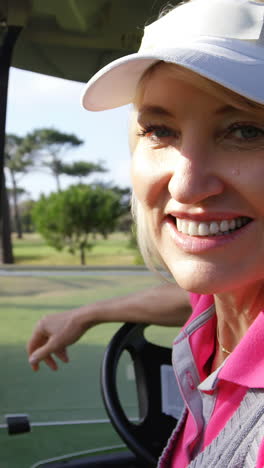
[168, 142, 224, 205]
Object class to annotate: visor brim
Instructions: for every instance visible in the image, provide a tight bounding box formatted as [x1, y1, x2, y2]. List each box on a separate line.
[81, 38, 264, 111]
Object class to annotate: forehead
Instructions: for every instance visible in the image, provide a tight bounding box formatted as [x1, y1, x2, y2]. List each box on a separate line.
[134, 63, 264, 120]
[136, 68, 213, 116]
[136, 62, 261, 110]
[136, 69, 232, 120]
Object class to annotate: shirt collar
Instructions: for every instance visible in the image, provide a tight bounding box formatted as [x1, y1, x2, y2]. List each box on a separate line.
[184, 294, 264, 388]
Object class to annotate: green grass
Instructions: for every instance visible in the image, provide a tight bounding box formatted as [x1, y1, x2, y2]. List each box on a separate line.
[12, 232, 137, 266]
[0, 273, 178, 467]
[0, 423, 123, 468]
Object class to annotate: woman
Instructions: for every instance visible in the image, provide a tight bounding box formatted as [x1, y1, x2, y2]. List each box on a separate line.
[81, 0, 264, 466]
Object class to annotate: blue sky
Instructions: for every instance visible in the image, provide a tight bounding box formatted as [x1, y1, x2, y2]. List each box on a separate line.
[6, 67, 132, 199]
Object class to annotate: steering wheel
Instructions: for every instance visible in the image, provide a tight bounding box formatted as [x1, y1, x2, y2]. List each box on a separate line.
[101, 323, 179, 466]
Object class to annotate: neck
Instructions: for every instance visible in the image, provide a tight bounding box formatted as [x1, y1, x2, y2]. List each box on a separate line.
[211, 281, 264, 369]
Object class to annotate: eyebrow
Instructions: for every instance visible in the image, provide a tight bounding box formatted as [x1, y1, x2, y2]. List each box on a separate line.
[137, 103, 250, 121]
[214, 104, 243, 115]
[137, 105, 175, 119]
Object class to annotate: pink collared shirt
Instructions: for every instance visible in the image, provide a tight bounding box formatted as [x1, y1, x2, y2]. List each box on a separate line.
[171, 294, 264, 467]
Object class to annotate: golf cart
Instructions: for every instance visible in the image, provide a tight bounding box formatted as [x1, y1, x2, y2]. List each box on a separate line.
[0, 1, 183, 466]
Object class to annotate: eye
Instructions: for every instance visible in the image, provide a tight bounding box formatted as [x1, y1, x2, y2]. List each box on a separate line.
[137, 125, 177, 140]
[228, 123, 264, 141]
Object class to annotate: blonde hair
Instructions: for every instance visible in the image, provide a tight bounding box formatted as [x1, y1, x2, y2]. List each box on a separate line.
[130, 61, 264, 274]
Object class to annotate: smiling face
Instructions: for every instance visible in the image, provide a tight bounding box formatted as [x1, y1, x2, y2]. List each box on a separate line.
[131, 63, 264, 294]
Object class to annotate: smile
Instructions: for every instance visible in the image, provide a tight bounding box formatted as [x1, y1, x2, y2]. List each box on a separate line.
[176, 216, 251, 237]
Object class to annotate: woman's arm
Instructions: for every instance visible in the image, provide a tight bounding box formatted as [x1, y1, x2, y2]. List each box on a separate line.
[27, 282, 191, 371]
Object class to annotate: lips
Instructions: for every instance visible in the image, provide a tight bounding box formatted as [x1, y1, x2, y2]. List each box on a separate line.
[164, 214, 254, 254]
[175, 216, 252, 237]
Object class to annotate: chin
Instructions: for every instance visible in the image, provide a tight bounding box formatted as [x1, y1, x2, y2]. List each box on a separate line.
[166, 258, 229, 295]
[167, 258, 264, 296]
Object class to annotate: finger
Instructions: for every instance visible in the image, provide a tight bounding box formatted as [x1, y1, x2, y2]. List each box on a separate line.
[30, 361, 40, 372]
[29, 351, 59, 371]
[28, 336, 61, 365]
[27, 329, 48, 356]
[54, 349, 69, 363]
[44, 355, 58, 371]
[28, 351, 55, 370]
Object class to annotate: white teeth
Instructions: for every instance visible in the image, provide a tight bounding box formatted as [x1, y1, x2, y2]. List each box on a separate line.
[177, 219, 182, 231]
[175, 216, 249, 237]
[220, 220, 229, 232]
[198, 223, 209, 236]
[209, 222, 219, 235]
[181, 220, 189, 234]
[188, 222, 199, 236]
[229, 219, 236, 230]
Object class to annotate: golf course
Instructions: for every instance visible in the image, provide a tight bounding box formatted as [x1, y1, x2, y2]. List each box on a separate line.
[0, 234, 178, 467]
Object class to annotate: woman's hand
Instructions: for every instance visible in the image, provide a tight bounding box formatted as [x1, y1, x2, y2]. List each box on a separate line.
[27, 307, 94, 371]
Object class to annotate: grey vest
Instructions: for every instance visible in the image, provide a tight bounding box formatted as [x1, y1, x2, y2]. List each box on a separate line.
[158, 303, 264, 467]
[159, 389, 264, 467]
[188, 388, 264, 468]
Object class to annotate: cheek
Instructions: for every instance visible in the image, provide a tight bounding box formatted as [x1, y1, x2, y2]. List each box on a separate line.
[230, 157, 264, 209]
[131, 145, 171, 207]
[130, 151, 149, 203]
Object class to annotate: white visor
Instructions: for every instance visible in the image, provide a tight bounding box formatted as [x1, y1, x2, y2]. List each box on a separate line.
[82, 0, 264, 111]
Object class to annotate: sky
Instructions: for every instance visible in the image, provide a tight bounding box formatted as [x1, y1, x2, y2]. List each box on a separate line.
[6, 67, 132, 200]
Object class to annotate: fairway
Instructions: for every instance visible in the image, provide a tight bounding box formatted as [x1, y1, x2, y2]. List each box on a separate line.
[12, 232, 138, 266]
[0, 423, 124, 468]
[0, 271, 178, 467]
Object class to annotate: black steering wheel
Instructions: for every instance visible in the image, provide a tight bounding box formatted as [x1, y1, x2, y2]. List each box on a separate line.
[101, 323, 179, 466]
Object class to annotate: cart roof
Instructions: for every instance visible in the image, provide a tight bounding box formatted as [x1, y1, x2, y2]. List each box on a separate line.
[3, 0, 167, 82]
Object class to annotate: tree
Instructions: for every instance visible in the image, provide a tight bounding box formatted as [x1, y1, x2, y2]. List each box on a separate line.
[92, 182, 131, 213]
[0, 177, 14, 264]
[117, 211, 133, 233]
[5, 134, 34, 238]
[110, 185, 131, 215]
[24, 128, 83, 191]
[19, 199, 35, 233]
[8, 187, 27, 231]
[60, 161, 107, 183]
[90, 182, 132, 236]
[94, 188, 124, 240]
[32, 185, 123, 265]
